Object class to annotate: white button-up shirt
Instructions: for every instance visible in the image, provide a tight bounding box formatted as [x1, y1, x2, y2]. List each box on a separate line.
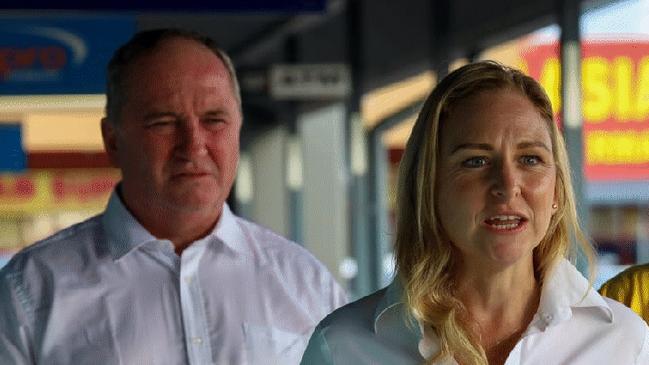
[302, 259, 649, 364]
[0, 192, 347, 365]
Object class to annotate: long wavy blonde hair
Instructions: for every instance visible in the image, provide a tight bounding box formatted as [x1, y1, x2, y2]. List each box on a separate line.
[394, 61, 595, 365]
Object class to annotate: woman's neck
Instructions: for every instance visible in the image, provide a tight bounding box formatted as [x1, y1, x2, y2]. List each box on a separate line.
[455, 259, 541, 364]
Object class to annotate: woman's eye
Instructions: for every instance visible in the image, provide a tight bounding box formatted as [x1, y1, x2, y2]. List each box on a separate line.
[520, 155, 541, 165]
[461, 156, 488, 168]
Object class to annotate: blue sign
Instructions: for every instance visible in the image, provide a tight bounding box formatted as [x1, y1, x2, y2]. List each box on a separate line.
[0, 16, 136, 94]
[0, 124, 26, 172]
[0, 1, 326, 11]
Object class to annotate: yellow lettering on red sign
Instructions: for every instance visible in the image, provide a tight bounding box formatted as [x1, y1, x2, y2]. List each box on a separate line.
[521, 41, 649, 177]
[539, 58, 561, 113]
[636, 56, 649, 121]
[582, 57, 609, 122]
[586, 130, 649, 164]
[537, 55, 649, 123]
[614, 57, 634, 121]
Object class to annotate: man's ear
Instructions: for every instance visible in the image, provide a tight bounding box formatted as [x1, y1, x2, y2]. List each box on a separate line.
[101, 118, 119, 167]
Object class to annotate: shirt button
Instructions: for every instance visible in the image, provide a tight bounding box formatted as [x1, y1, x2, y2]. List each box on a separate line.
[192, 337, 203, 345]
[184, 277, 193, 284]
[542, 313, 553, 322]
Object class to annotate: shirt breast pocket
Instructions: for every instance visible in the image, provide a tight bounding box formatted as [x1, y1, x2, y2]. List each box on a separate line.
[243, 323, 309, 365]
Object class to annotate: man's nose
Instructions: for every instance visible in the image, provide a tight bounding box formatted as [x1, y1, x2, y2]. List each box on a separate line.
[490, 160, 521, 200]
[177, 118, 208, 159]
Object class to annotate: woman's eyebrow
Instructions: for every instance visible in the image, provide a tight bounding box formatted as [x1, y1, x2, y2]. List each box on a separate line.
[517, 141, 551, 152]
[450, 143, 493, 154]
[450, 141, 551, 154]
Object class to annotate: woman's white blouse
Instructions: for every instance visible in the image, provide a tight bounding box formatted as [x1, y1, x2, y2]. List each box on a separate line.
[301, 259, 649, 365]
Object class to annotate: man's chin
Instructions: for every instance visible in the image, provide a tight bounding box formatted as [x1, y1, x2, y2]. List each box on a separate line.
[167, 192, 222, 211]
[161, 182, 224, 208]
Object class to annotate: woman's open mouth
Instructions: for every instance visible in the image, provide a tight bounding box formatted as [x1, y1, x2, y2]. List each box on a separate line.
[483, 215, 528, 232]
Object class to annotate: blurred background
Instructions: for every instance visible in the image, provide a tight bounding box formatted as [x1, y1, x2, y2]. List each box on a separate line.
[1, 0, 648, 299]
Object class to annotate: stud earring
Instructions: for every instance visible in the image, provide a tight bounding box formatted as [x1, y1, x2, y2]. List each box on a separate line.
[552, 203, 558, 209]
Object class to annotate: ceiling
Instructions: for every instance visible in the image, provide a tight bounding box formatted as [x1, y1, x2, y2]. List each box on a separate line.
[2, 0, 619, 139]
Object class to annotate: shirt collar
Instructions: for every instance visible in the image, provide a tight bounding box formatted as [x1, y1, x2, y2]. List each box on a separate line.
[101, 189, 245, 260]
[374, 278, 406, 331]
[212, 202, 247, 255]
[381, 259, 613, 361]
[536, 258, 613, 326]
[374, 279, 453, 362]
[373, 278, 425, 359]
[101, 190, 159, 260]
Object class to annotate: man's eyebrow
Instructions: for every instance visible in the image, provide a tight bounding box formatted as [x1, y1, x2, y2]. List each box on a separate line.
[203, 110, 229, 117]
[143, 111, 178, 120]
[142, 110, 231, 120]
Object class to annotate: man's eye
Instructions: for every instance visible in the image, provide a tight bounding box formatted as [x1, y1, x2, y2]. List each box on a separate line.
[520, 155, 541, 165]
[145, 119, 177, 134]
[461, 157, 488, 168]
[203, 118, 227, 130]
[147, 120, 174, 127]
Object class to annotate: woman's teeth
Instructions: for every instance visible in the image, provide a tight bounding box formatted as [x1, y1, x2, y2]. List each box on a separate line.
[486, 215, 523, 229]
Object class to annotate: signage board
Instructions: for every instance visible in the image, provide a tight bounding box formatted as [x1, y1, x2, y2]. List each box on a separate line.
[0, 124, 25, 172]
[0, 16, 135, 94]
[0, 169, 120, 215]
[269, 63, 351, 100]
[521, 40, 649, 181]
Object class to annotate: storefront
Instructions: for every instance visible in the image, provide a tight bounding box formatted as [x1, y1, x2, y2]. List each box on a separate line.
[521, 37, 649, 285]
[376, 4, 649, 287]
[0, 16, 134, 266]
[0, 168, 120, 265]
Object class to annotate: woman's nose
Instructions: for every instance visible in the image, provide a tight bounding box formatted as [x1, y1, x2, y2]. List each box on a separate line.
[490, 160, 521, 200]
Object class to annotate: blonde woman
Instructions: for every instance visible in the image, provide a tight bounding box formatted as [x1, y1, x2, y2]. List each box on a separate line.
[301, 61, 648, 365]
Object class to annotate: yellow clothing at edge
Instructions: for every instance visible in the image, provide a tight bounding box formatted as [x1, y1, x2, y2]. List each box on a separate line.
[599, 263, 649, 324]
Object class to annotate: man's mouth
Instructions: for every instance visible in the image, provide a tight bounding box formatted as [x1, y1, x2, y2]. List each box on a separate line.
[172, 171, 211, 179]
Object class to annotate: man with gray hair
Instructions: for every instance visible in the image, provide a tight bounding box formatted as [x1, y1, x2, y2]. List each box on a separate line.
[0, 28, 346, 364]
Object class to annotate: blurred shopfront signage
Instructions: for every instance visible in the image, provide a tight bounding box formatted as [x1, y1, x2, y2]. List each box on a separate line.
[0, 169, 119, 215]
[521, 40, 649, 181]
[0, 124, 26, 172]
[0, 1, 326, 11]
[0, 16, 135, 94]
[269, 63, 351, 100]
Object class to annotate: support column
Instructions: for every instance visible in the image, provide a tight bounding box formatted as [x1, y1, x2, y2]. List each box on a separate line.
[299, 103, 350, 287]
[559, 0, 588, 271]
[368, 101, 424, 291]
[284, 36, 304, 244]
[346, 0, 373, 298]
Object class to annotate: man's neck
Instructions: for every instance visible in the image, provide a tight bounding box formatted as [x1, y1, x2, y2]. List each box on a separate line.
[118, 190, 223, 255]
[153, 208, 222, 254]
